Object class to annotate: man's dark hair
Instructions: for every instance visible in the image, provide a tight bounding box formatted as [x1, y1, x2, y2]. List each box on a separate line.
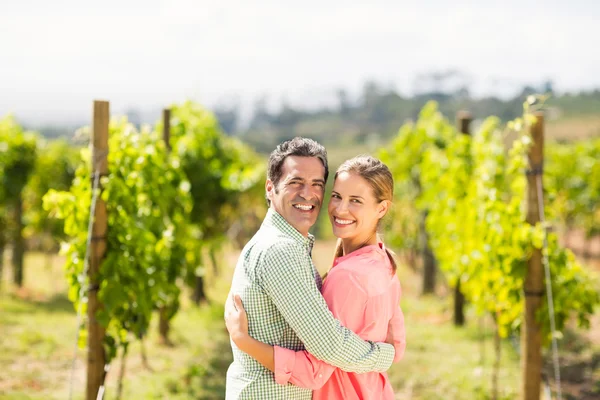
[266, 137, 329, 206]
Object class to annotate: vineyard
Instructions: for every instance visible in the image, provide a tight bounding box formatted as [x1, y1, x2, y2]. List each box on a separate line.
[1, 98, 599, 400]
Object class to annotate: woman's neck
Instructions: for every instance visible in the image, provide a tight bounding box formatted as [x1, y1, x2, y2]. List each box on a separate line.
[341, 233, 378, 256]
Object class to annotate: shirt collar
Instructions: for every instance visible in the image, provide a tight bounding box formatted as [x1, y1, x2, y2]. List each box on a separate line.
[263, 208, 315, 251]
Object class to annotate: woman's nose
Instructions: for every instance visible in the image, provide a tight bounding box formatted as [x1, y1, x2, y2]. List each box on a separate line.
[336, 200, 349, 213]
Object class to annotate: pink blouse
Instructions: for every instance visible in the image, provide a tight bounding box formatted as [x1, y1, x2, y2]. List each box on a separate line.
[274, 243, 406, 399]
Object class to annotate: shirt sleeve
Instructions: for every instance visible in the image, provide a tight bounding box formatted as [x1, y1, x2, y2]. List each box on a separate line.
[273, 267, 371, 389]
[259, 241, 395, 378]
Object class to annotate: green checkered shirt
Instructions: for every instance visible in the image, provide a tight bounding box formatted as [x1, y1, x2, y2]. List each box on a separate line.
[225, 209, 395, 399]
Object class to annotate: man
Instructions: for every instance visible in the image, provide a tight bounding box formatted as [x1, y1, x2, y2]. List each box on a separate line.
[225, 137, 395, 399]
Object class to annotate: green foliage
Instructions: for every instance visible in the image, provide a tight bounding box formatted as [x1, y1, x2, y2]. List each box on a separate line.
[43, 118, 194, 362]
[41, 101, 266, 362]
[0, 115, 38, 202]
[546, 137, 600, 237]
[0, 115, 38, 257]
[164, 101, 265, 239]
[23, 139, 81, 250]
[379, 101, 455, 253]
[160, 101, 265, 280]
[383, 101, 600, 343]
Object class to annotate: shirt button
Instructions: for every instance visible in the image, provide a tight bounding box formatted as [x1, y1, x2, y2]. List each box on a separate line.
[318, 374, 322, 378]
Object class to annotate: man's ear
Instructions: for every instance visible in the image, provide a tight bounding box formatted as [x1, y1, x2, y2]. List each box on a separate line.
[265, 179, 274, 201]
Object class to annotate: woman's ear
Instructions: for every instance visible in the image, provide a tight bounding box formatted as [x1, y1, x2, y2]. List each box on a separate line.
[377, 200, 390, 219]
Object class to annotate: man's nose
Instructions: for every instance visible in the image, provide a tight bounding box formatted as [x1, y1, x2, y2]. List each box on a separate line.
[300, 185, 316, 200]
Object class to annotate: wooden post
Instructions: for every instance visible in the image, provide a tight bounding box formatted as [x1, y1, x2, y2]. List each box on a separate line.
[454, 111, 472, 326]
[87, 100, 109, 400]
[421, 210, 437, 294]
[159, 108, 172, 346]
[0, 217, 5, 291]
[457, 111, 472, 135]
[521, 111, 544, 400]
[162, 109, 171, 152]
[12, 193, 24, 286]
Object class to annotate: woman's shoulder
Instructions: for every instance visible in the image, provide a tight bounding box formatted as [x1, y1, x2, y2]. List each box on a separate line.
[331, 245, 394, 296]
[336, 244, 389, 270]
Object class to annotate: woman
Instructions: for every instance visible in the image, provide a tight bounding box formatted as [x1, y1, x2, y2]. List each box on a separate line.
[226, 155, 406, 399]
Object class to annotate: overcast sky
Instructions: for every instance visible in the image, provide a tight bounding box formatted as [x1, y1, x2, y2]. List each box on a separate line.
[1, 0, 599, 125]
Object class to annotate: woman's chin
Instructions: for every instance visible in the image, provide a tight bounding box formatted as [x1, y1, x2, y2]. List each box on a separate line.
[332, 229, 353, 240]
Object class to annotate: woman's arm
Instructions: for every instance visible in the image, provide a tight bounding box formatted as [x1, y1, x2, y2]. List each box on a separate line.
[226, 269, 377, 389]
[389, 303, 406, 363]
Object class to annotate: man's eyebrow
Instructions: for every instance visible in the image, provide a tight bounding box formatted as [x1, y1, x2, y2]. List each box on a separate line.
[312, 179, 326, 184]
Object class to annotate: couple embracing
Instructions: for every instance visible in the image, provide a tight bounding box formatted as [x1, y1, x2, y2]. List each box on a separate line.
[224, 137, 406, 400]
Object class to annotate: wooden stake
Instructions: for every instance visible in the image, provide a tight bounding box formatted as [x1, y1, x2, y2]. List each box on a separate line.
[158, 108, 173, 346]
[162, 108, 171, 152]
[421, 210, 436, 294]
[12, 193, 24, 286]
[87, 100, 109, 400]
[521, 111, 545, 400]
[454, 111, 472, 326]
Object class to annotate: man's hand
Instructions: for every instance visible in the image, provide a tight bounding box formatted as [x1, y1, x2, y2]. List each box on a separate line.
[225, 293, 249, 346]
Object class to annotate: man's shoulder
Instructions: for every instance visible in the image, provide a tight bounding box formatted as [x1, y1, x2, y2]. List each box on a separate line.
[242, 227, 308, 278]
[249, 225, 306, 255]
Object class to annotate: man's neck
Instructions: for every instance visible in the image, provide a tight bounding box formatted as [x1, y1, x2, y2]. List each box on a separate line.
[270, 206, 310, 237]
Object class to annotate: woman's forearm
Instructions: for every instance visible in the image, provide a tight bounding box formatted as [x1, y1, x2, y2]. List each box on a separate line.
[234, 335, 276, 372]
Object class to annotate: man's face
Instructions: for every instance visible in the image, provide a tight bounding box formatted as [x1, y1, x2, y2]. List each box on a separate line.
[266, 156, 326, 237]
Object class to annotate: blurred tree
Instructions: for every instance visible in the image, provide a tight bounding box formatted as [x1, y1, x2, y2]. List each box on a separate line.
[161, 101, 265, 304]
[0, 115, 38, 287]
[336, 89, 352, 116]
[23, 139, 80, 260]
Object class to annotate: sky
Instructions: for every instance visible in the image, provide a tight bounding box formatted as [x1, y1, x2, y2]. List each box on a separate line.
[1, 0, 599, 125]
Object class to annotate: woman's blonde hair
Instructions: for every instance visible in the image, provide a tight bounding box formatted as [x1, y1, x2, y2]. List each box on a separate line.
[331, 155, 397, 272]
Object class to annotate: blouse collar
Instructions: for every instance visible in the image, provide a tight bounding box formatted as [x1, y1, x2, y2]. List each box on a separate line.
[332, 242, 387, 267]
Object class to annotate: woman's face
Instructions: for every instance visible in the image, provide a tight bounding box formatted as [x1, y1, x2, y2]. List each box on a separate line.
[328, 171, 387, 242]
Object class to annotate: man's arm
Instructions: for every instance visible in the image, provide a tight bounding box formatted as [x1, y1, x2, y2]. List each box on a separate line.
[258, 241, 395, 374]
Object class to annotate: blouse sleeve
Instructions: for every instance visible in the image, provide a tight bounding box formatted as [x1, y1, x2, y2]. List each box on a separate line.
[389, 280, 406, 363]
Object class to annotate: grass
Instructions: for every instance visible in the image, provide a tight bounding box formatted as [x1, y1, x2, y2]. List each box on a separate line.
[2, 242, 599, 399]
[0, 252, 233, 400]
[546, 115, 600, 141]
[380, 254, 521, 400]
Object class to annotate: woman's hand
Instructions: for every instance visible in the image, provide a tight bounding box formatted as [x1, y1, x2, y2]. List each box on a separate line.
[224, 293, 276, 372]
[225, 293, 249, 346]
